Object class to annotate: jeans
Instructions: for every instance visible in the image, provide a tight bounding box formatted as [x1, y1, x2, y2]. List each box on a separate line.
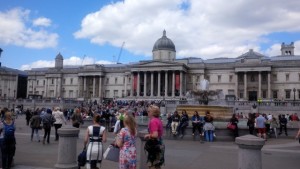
[205, 130, 214, 142]
[31, 128, 40, 141]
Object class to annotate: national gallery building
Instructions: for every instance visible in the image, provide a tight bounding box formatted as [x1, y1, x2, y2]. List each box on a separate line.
[26, 31, 300, 102]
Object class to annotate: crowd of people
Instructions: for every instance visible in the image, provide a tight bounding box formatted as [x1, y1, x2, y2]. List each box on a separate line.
[1, 99, 300, 169]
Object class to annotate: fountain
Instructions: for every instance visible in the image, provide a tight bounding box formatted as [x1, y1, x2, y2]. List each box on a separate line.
[177, 79, 233, 120]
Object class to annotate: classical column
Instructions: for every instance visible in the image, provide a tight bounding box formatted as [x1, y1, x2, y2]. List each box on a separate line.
[45, 78, 48, 98]
[150, 72, 154, 97]
[137, 72, 140, 96]
[99, 77, 102, 98]
[130, 73, 134, 97]
[172, 71, 175, 97]
[180, 71, 183, 97]
[93, 76, 96, 97]
[165, 71, 168, 97]
[83, 77, 86, 98]
[144, 72, 147, 97]
[235, 73, 238, 98]
[77, 77, 80, 97]
[244, 72, 247, 100]
[192, 75, 196, 90]
[158, 72, 161, 97]
[268, 72, 271, 99]
[258, 72, 261, 98]
[54, 78, 57, 98]
[124, 75, 127, 97]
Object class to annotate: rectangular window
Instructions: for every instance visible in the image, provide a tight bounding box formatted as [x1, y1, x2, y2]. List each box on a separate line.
[272, 74, 277, 81]
[51, 79, 54, 85]
[298, 90, 300, 99]
[299, 74, 300, 81]
[69, 90, 74, 98]
[115, 77, 118, 84]
[285, 90, 291, 99]
[113, 90, 118, 97]
[123, 77, 125, 84]
[273, 91, 278, 99]
[37, 80, 39, 85]
[43, 80, 45, 85]
[105, 90, 110, 97]
[128, 77, 131, 83]
[106, 78, 109, 84]
[70, 78, 73, 85]
[206, 76, 210, 82]
[63, 78, 66, 84]
[218, 75, 221, 82]
[229, 75, 233, 83]
[286, 74, 289, 81]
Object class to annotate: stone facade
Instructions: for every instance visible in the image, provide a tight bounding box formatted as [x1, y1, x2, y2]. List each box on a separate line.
[25, 31, 300, 102]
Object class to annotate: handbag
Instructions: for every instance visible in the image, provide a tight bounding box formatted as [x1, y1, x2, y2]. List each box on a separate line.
[227, 122, 236, 130]
[103, 145, 119, 162]
[77, 148, 87, 167]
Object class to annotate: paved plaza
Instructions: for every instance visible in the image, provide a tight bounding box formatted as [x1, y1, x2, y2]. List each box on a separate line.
[11, 115, 300, 169]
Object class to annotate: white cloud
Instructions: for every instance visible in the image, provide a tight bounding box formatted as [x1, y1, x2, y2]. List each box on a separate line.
[20, 56, 114, 70]
[0, 8, 58, 49]
[33, 17, 52, 27]
[74, 0, 300, 59]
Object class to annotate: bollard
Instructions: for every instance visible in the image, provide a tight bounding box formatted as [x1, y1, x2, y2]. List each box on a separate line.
[55, 126, 80, 169]
[138, 130, 149, 169]
[235, 135, 265, 169]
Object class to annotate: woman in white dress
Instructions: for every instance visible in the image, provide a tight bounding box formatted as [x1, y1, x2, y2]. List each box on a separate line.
[84, 114, 107, 169]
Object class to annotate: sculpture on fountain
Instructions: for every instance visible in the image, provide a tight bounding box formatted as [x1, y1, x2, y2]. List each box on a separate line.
[187, 79, 221, 105]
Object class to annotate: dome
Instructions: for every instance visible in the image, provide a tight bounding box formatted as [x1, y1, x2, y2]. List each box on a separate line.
[55, 53, 63, 60]
[152, 30, 176, 52]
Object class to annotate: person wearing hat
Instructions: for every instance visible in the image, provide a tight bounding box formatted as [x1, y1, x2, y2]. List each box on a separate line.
[42, 109, 56, 144]
[52, 107, 67, 141]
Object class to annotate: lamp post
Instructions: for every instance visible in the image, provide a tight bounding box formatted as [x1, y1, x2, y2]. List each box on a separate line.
[293, 88, 296, 106]
[0, 48, 3, 67]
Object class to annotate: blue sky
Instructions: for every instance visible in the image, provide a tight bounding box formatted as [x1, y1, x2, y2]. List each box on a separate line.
[1, 0, 300, 70]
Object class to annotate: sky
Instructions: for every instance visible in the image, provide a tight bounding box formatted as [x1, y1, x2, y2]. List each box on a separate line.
[1, 0, 300, 70]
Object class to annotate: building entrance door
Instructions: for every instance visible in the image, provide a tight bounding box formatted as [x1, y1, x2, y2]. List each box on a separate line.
[248, 91, 257, 101]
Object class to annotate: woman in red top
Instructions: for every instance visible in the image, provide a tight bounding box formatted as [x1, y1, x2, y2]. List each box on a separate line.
[144, 105, 164, 169]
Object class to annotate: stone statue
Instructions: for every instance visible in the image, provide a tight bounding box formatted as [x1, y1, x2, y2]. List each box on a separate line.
[200, 79, 209, 91]
[191, 79, 220, 105]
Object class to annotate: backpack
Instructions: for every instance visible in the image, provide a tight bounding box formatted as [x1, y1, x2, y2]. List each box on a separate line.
[3, 121, 16, 143]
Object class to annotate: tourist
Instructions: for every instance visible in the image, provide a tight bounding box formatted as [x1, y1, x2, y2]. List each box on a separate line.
[84, 114, 107, 169]
[115, 114, 137, 169]
[71, 108, 83, 128]
[247, 113, 255, 135]
[42, 109, 56, 144]
[177, 110, 189, 138]
[255, 113, 266, 140]
[191, 111, 203, 136]
[166, 113, 172, 134]
[230, 113, 239, 138]
[25, 109, 32, 126]
[270, 115, 279, 138]
[171, 111, 180, 135]
[203, 111, 215, 142]
[278, 114, 288, 136]
[29, 111, 42, 142]
[1, 111, 16, 169]
[144, 105, 164, 169]
[52, 107, 67, 141]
